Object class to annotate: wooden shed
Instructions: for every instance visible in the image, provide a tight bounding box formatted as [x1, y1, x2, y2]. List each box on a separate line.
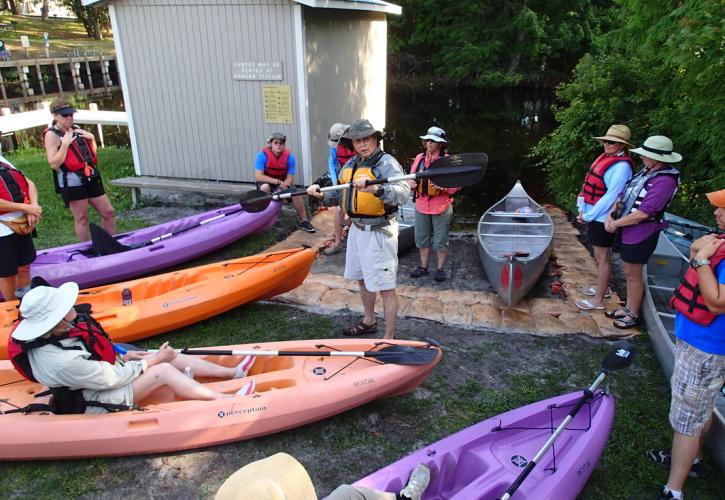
[82, 0, 401, 186]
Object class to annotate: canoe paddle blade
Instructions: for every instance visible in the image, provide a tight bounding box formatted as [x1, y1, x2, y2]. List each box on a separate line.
[366, 345, 440, 365]
[239, 189, 274, 213]
[601, 341, 637, 372]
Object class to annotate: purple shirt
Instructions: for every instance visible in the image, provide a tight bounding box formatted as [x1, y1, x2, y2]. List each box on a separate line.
[621, 174, 678, 244]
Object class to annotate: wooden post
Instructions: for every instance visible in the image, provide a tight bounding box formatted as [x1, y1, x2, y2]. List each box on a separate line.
[0, 69, 7, 106]
[35, 63, 46, 97]
[52, 60, 63, 95]
[84, 57, 93, 93]
[0, 107, 18, 150]
[89, 102, 104, 148]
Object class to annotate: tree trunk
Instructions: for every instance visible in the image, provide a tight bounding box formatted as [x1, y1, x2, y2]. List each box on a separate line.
[7, 0, 18, 15]
[92, 18, 101, 40]
[41, 0, 50, 20]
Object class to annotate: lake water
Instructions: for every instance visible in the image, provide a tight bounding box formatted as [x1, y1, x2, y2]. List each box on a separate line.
[386, 85, 556, 224]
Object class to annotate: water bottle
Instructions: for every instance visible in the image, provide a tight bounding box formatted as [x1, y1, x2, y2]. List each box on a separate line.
[121, 287, 132, 306]
[184, 366, 194, 380]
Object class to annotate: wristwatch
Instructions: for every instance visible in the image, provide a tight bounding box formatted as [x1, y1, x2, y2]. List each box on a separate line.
[374, 185, 385, 198]
[691, 258, 711, 269]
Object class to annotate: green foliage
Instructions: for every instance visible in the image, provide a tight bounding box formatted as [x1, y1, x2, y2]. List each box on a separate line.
[533, 0, 725, 223]
[59, 0, 110, 40]
[389, 0, 616, 87]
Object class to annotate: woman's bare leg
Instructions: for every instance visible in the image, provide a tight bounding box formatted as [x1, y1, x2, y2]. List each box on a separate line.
[68, 198, 90, 241]
[88, 194, 116, 235]
[131, 363, 232, 402]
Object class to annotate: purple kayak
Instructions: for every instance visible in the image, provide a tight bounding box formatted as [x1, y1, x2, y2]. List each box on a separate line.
[29, 201, 282, 290]
[352, 390, 614, 499]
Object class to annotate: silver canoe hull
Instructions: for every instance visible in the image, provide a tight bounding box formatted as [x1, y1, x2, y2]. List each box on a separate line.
[477, 180, 553, 307]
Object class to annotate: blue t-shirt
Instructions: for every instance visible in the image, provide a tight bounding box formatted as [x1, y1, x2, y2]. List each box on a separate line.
[254, 150, 296, 176]
[675, 259, 725, 355]
[328, 146, 339, 185]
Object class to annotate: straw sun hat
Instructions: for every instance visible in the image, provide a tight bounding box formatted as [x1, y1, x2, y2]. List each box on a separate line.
[592, 124, 633, 147]
[631, 135, 683, 163]
[12, 283, 80, 341]
[215, 453, 318, 500]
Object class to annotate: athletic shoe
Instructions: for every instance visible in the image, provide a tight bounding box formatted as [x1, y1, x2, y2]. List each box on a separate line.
[647, 448, 706, 478]
[399, 464, 430, 500]
[236, 379, 256, 396]
[410, 266, 429, 278]
[434, 269, 446, 282]
[655, 486, 682, 499]
[297, 220, 316, 233]
[234, 355, 255, 378]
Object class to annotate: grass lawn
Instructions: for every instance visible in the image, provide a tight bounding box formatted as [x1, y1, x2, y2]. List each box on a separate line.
[0, 14, 115, 59]
[0, 148, 722, 498]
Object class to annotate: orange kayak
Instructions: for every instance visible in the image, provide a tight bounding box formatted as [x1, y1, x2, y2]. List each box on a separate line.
[0, 247, 316, 359]
[0, 339, 441, 460]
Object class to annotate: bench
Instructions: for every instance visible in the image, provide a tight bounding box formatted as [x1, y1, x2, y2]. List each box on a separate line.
[110, 176, 256, 207]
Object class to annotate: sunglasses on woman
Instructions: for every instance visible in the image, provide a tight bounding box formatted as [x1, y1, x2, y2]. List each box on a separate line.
[602, 140, 620, 145]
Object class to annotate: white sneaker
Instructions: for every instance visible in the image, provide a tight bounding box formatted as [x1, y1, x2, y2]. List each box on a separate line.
[399, 464, 430, 500]
[235, 379, 256, 396]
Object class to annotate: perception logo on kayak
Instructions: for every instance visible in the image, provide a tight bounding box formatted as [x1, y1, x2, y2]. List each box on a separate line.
[162, 295, 200, 309]
[217, 406, 266, 419]
[511, 455, 528, 468]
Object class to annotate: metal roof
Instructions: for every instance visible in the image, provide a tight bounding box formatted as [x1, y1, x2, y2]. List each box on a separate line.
[81, 0, 401, 15]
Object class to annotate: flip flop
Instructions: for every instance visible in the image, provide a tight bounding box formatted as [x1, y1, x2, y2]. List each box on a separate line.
[575, 299, 605, 310]
[584, 287, 612, 298]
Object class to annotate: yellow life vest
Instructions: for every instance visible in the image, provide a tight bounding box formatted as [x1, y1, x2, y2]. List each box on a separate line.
[339, 153, 387, 218]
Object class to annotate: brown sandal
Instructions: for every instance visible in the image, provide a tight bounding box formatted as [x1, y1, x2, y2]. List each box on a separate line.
[343, 318, 378, 337]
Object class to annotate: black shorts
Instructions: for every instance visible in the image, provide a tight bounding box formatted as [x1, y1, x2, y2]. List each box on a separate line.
[0, 233, 36, 277]
[65, 174, 106, 202]
[613, 230, 660, 264]
[587, 221, 616, 247]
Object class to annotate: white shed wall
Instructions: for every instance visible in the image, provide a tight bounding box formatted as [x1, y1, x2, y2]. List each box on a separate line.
[114, 0, 301, 182]
[304, 9, 388, 181]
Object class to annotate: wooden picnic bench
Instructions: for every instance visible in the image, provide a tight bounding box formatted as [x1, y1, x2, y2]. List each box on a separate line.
[110, 176, 256, 207]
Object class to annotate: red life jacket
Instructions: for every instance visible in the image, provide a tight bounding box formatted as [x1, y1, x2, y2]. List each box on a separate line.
[579, 153, 632, 205]
[8, 314, 117, 383]
[411, 152, 447, 198]
[43, 125, 97, 176]
[0, 161, 30, 215]
[262, 147, 291, 181]
[670, 234, 725, 326]
[336, 143, 355, 169]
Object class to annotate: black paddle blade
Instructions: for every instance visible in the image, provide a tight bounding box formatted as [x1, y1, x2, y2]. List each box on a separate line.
[601, 341, 637, 372]
[430, 153, 489, 172]
[239, 189, 272, 213]
[90, 223, 132, 256]
[415, 165, 486, 188]
[369, 345, 440, 365]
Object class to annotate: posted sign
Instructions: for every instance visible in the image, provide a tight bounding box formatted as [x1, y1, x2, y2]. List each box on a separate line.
[233, 61, 283, 81]
[20, 36, 30, 48]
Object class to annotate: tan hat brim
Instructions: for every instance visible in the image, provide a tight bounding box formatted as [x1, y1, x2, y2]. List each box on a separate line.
[592, 135, 633, 147]
[631, 147, 683, 163]
[215, 453, 317, 500]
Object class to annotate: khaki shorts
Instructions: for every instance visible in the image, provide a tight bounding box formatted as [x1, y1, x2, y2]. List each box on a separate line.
[669, 339, 725, 436]
[414, 204, 453, 251]
[344, 220, 398, 292]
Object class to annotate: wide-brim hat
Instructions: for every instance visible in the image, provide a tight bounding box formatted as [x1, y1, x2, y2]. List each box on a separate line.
[13, 282, 79, 341]
[706, 189, 725, 208]
[420, 126, 447, 143]
[592, 124, 633, 147]
[327, 123, 349, 147]
[631, 135, 682, 163]
[215, 453, 317, 500]
[342, 119, 384, 141]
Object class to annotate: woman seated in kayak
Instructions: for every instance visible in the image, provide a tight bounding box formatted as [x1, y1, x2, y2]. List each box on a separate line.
[10, 283, 256, 413]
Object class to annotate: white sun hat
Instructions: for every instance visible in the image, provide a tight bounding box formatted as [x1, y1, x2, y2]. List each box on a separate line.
[12, 282, 79, 341]
[419, 126, 447, 143]
[631, 135, 682, 163]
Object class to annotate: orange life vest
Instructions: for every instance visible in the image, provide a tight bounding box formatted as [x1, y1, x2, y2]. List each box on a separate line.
[262, 147, 291, 181]
[411, 152, 446, 198]
[670, 234, 725, 325]
[579, 153, 632, 205]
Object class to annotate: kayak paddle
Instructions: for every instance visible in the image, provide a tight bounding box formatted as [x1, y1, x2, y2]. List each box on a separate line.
[240, 152, 488, 213]
[117, 343, 440, 366]
[499, 340, 637, 500]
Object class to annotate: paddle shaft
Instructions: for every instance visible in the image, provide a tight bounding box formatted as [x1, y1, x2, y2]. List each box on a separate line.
[664, 218, 722, 235]
[271, 166, 482, 201]
[145, 213, 227, 245]
[500, 372, 607, 500]
[180, 348, 394, 357]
